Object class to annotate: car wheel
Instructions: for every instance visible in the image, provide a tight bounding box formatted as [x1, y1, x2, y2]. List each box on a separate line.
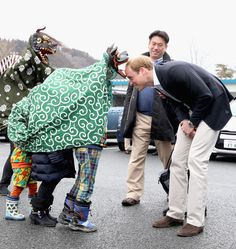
[118, 141, 125, 151]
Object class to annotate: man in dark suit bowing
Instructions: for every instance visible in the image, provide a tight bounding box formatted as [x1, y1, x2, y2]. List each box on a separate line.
[124, 56, 234, 237]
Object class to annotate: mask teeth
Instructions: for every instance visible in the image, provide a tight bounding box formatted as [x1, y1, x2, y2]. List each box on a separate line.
[39, 51, 48, 64]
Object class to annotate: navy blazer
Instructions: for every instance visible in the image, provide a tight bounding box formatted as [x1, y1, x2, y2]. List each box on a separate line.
[154, 61, 234, 130]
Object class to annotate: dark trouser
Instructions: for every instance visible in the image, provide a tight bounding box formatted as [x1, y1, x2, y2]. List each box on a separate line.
[0, 141, 14, 188]
[31, 180, 60, 211]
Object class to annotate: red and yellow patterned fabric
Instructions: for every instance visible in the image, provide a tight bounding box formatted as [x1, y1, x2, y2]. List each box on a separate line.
[12, 168, 36, 188]
[10, 146, 32, 169]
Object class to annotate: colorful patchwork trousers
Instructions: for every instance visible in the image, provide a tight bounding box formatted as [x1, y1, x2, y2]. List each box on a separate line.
[69, 147, 101, 203]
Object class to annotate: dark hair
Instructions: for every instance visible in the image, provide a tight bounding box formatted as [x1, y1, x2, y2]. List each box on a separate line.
[149, 30, 169, 44]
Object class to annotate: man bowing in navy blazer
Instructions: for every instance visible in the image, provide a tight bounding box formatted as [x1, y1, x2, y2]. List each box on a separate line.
[124, 55, 234, 237]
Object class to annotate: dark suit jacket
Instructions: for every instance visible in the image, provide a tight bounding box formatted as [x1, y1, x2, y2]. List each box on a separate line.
[154, 61, 234, 130]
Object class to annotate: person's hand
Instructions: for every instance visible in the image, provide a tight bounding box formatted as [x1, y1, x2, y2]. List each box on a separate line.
[180, 120, 196, 139]
[158, 91, 166, 99]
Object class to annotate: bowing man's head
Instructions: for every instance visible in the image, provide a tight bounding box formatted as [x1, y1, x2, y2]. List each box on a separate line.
[125, 56, 154, 91]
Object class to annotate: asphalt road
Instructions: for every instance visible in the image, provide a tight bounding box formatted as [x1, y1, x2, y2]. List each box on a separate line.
[0, 141, 236, 249]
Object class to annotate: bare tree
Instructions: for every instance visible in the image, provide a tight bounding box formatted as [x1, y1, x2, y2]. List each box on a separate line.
[189, 41, 206, 67]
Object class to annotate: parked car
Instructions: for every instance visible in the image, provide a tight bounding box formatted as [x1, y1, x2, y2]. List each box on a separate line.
[107, 106, 124, 139]
[211, 100, 236, 159]
[106, 89, 126, 141]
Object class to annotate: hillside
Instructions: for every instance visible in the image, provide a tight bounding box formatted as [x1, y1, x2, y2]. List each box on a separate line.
[0, 38, 97, 68]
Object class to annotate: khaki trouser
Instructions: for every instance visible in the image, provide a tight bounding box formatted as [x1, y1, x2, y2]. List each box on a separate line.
[126, 112, 173, 200]
[124, 138, 132, 151]
[167, 121, 219, 227]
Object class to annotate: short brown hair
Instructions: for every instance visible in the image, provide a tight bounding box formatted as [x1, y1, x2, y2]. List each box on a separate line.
[126, 56, 153, 73]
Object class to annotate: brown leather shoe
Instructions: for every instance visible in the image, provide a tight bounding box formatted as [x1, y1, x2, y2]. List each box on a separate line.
[121, 198, 140, 206]
[152, 216, 183, 228]
[177, 223, 204, 237]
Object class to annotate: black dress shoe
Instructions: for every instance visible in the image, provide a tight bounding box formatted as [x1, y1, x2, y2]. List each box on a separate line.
[121, 198, 140, 206]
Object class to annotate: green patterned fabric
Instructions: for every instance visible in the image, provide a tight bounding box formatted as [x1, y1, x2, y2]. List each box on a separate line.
[0, 47, 54, 130]
[8, 53, 116, 152]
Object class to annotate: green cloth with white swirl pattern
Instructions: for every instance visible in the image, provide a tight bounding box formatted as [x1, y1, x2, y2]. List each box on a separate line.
[0, 47, 54, 130]
[7, 53, 115, 152]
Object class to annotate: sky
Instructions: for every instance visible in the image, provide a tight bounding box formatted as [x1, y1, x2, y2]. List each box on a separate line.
[1, 0, 235, 74]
